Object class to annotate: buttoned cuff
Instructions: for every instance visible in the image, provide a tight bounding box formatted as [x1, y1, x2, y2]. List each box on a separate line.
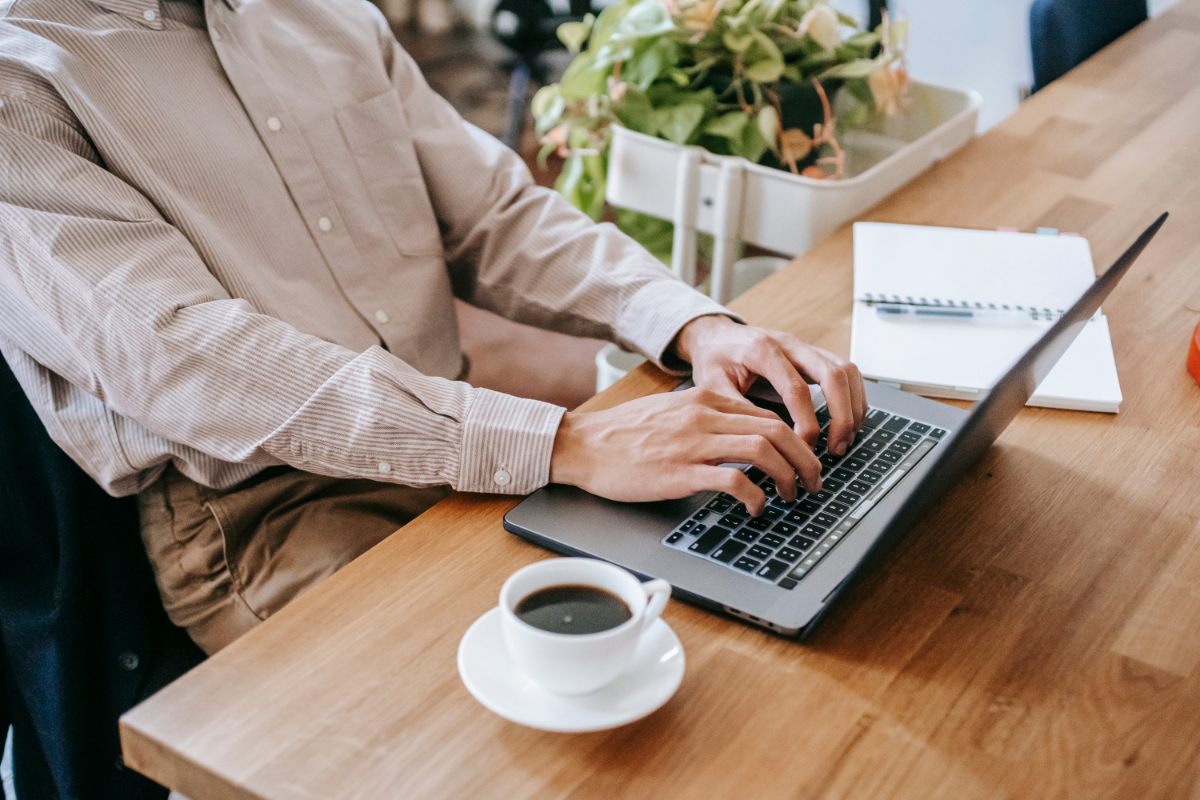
[616, 280, 745, 376]
[458, 388, 565, 494]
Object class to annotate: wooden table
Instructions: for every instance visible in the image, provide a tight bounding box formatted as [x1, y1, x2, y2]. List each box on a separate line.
[121, 5, 1200, 798]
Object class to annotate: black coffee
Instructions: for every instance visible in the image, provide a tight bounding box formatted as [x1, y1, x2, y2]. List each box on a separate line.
[514, 584, 632, 634]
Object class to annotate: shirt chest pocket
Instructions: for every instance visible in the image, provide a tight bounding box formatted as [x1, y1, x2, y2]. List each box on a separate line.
[336, 89, 443, 258]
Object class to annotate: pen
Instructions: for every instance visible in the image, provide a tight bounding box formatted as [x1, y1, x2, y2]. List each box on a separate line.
[871, 302, 1053, 326]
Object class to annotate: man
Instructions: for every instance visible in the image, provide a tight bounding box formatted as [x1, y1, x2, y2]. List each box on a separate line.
[0, 0, 866, 654]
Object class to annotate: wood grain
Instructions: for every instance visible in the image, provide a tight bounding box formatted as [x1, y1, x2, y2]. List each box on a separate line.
[121, 5, 1200, 798]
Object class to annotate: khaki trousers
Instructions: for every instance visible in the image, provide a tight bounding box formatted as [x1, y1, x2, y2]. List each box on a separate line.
[138, 465, 449, 655]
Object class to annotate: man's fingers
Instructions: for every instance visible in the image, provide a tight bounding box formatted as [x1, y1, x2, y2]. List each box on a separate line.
[777, 339, 861, 455]
[689, 465, 767, 515]
[690, 415, 822, 496]
[754, 350, 821, 445]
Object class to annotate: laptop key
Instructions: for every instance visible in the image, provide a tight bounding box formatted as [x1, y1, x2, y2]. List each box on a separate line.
[930, 428, 947, 439]
[860, 439, 886, 455]
[733, 528, 759, 543]
[843, 456, 868, 472]
[832, 467, 856, 482]
[819, 453, 843, 469]
[799, 499, 822, 514]
[869, 457, 895, 473]
[863, 408, 890, 428]
[719, 513, 745, 528]
[909, 422, 930, 435]
[746, 517, 771, 531]
[858, 470, 881, 484]
[882, 415, 910, 433]
[757, 559, 790, 581]
[813, 490, 834, 503]
[788, 535, 815, 550]
[732, 556, 759, 572]
[762, 507, 785, 521]
[899, 430, 921, 444]
[707, 498, 732, 512]
[876, 450, 901, 464]
[848, 480, 872, 495]
[692, 509, 711, 521]
[836, 491, 861, 505]
[888, 440, 913, 454]
[778, 577, 798, 590]
[772, 521, 798, 536]
[680, 520, 695, 532]
[690, 525, 729, 554]
[801, 523, 827, 538]
[784, 510, 809, 525]
[711, 541, 746, 563]
[823, 478, 844, 492]
[825, 501, 849, 517]
[745, 466, 766, 483]
[813, 512, 838, 528]
[776, 547, 802, 562]
[666, 532, 683, 544]
[815, 407, 831, 426]
[748, 545, 773, 560]
[870, 429, 896, 443]
[760, 533, 786, 548]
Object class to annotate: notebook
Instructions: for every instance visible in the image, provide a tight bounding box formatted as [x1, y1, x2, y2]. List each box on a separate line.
[849, 223, 1122, 413]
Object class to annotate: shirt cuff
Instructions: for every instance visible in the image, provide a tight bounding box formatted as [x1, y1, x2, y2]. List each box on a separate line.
[615, 279, 745, 376]
[458, 388, 565, 494]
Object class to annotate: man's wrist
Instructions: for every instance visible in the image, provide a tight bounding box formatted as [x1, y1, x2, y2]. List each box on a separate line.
[671, 314, 741, 365]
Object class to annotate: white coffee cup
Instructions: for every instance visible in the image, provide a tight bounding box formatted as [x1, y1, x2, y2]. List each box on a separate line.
[499, 558, 672, 696]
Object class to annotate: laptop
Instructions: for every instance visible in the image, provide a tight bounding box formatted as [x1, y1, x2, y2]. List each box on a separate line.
[504, 215, 1167, 638]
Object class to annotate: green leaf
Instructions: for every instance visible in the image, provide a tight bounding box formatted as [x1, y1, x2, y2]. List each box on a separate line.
[821, 57, 879, 79]
[888, 19, 910, 51]
[756, 105, 779, 154]
[612, 0, 677, 40]
[558, 51, 609, 100]
[704, 110, 750, 139]
[615, 86, 656, 134]
[531, 84, 561, 119]
[652, 101, 707, 144]
[723, 31, 755, 52]
[845, 31, 880, 48]
[734, 113, 769, 162]
[844, 76, 873, 105]
[743, 29, 785, 83]
[556, 15, 595, 53]
[623, 38, 678, 90]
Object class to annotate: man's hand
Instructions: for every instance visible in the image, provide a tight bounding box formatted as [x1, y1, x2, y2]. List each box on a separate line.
[672, 315, 868, 455]
[549, 389, 821, 516]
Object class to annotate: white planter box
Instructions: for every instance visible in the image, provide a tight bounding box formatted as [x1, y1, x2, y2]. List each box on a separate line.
[606, 81, 982, 274]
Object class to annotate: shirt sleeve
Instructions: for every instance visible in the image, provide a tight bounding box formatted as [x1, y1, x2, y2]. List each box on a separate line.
[365, 5, 742, 375]
[0, 94, 562, 495]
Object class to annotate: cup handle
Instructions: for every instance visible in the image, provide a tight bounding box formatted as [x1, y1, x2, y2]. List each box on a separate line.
[640, 579, 672, 631]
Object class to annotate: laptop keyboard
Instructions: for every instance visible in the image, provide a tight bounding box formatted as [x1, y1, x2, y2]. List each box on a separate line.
[662, 407, 947, 590]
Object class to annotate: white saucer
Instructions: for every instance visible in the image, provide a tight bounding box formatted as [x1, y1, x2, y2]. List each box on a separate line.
[457, 607, 685, 732]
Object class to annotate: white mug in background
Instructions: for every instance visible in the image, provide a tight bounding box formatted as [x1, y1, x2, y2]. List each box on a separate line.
[499, 558, 672, 696]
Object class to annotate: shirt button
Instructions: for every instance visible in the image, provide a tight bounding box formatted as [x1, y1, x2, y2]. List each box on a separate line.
[493, 469, 512, 487]
[142, 8, 157, 21]
[266, 116, 282, 132]
[317, 216, 332, 232]
[378, 461, 392, 474]
[118, 651, 140, 671]
[374, 310, 389, 324]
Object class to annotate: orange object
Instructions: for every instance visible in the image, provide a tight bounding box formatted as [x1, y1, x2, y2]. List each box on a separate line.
[1190, 319, 1200, 387]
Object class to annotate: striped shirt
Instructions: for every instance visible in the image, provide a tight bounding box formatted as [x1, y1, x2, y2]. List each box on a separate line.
[0, 0, 730, 497]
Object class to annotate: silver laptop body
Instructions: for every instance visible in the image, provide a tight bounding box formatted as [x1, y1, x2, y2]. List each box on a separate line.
[504, 216, 1165, 638]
